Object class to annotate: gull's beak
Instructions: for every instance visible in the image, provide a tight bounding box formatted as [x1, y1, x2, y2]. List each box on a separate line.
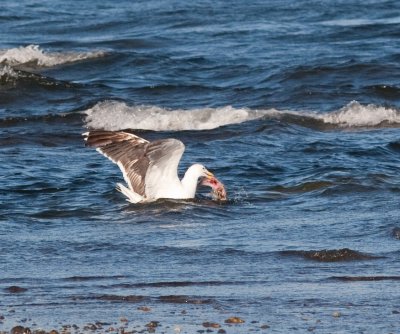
[204, 170, 214, 179]
[199, 169, 215, 186]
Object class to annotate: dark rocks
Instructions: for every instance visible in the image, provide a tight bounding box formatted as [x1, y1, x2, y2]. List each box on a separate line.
[202, 322, 221, 328]
[83, 324, 98, 331]
[281, 248, 380, 262]
[4, 286, 27, 294]
[95, 295, 147, 303]
[392, 227, 400, 239]
[158, 295, 212, 304]
[224, 317, 245, 324]
[145, 321, 159, 334]
[11, 326, 31, 334]
[3, 314, 253, 334]
[145, 321, 159, 329]
[137, 306, 151, 312]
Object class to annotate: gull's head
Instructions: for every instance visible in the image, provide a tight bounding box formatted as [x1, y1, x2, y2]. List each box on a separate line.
[187, 163, 214, 180]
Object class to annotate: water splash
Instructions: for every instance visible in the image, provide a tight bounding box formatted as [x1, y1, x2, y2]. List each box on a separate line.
[232, 187, 254, 206]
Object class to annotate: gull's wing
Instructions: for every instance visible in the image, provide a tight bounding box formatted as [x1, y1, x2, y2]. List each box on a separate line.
[83, 130, 185, 198]
[144, 138, 185, 198]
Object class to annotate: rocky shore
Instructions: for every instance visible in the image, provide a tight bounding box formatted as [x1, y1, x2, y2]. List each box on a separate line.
[0, 315, 273, 334]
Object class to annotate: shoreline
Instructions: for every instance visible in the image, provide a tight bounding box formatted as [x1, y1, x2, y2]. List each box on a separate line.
[1, 316, 266, 334]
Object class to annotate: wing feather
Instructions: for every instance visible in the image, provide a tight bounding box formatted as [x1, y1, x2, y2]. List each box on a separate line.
[83, 130, 185, 199]
[144, 139, 185, 198]
[84, 130, 149, 195]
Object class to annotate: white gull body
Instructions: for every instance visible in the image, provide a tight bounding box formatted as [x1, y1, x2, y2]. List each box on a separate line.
[83, 130, 214, 203]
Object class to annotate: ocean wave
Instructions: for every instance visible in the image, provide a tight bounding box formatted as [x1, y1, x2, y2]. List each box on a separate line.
[321, 101, 400, 127]
[0, 44, 105, 68]
[0, 64, 79, 88]
[83, 100, 400, 132]
[84, 100, 273, 131]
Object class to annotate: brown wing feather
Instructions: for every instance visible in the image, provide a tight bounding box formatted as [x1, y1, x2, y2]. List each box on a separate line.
[83, 130, 185, 199]
[83, 130, 149, 196]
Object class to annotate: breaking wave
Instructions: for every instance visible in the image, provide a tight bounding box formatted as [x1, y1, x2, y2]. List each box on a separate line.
[83, 100, 400, 131]
[322, 101, 400, 127]
[84, 100, 272, 131]
[0, 44, 105, 68]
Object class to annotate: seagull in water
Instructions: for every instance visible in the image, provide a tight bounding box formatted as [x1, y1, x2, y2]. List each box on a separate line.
[83, 130, 226, 203]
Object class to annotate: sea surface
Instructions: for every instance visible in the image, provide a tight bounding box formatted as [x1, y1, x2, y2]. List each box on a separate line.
[1, 0, 400, 333]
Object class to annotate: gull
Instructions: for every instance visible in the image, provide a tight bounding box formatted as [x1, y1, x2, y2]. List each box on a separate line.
[83, 130, 224, 203]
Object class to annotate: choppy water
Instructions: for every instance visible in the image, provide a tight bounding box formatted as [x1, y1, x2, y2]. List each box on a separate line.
[1, 0, 400, 333]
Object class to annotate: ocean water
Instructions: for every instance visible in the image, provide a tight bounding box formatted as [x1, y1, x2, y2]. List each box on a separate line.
[1, 0, 400, 333]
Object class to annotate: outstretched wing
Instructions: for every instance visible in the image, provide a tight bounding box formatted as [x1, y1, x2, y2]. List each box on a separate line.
[83, 130, 185, 198]
[83, 130, 149, 196]
[144, 138, 185, 198]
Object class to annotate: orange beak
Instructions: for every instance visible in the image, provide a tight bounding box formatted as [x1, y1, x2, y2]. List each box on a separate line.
[204, 170, 215, 179]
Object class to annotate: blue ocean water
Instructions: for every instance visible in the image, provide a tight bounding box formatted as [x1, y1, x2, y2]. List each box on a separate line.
[1, 0, 400, 333]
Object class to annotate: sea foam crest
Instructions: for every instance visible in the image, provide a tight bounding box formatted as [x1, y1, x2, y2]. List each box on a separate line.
[321, 101, 400, 127]
[84, 100, 274, 131]
[0, 64, 20, 86]
[83, 100, 400, 132]
[0, 64, 18, 78]
[0, 44, 105, 67]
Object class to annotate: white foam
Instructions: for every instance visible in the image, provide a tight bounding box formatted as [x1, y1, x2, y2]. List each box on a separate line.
[84, 100, 275, 131]
[321, 101, 400, 127]
[0, 64, 18, 78]
[83, 100, 400, 132]
[0, 65, 20, 87]
[0, 44, 105, 67]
